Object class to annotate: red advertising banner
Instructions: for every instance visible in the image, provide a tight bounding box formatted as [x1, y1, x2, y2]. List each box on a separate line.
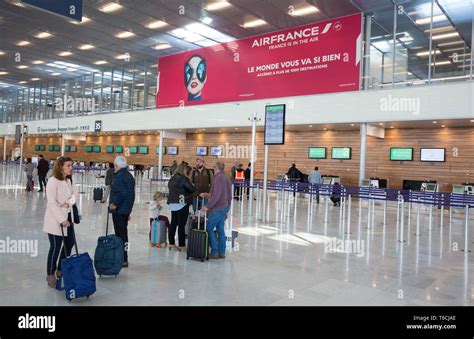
[156, 14, 362, 108]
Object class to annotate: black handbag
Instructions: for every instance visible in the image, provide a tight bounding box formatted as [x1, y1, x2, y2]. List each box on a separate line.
[68, 204, 81, 224]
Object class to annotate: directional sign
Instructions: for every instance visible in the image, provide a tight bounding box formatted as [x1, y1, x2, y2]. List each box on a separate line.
[22, 0, 83, 22]
[94, 120, 102, 133]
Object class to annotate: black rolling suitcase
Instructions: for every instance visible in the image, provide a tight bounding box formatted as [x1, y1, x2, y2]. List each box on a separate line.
[186, 207, 208, 262]
[93, 187, 103, 202]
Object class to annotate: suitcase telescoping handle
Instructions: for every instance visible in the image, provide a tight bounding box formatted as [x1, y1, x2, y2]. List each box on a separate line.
[197, 197, 207, 231]
[106, 207, 110, 237]
[60, 222, 79, 257]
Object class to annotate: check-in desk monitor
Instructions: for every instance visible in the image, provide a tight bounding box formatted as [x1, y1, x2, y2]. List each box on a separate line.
[452, 185, 464, 195]
[276, 174, 286, 181]
[361, 179, 370, 187]
[421, 183, 438, 193]
[322, 177, 333, 185]
[466, 186, 474, 195]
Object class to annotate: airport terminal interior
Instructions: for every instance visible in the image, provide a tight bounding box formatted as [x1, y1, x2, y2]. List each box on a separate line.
[0, 0, 473, 306]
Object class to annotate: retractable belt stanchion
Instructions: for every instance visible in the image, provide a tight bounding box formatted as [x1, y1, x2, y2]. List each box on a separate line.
[415, 197, 421, 237]
[324, 187, 329, 224]
[345, 194, 352, 237]
[341, 187, 346, 236]
[428, 198, 433, 232]
[366, 191, 372, 230]
[383, 198, 387, 228]
[399, 195, 406, 243]
[440, 193, 444, 228]
[462, 205, 471, 253]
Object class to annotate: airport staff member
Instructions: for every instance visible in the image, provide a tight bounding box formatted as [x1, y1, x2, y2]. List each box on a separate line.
[109, 156, 135, 268]
[308, 166, 322, 203]
[200, 162, 232, 259]
[191, 157, 214, 212]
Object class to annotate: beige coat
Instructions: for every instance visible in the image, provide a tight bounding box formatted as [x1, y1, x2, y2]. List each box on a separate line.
[43, 177, 78, 236]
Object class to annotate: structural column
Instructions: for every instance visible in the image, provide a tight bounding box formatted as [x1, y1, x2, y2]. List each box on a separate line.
[61, 134, 65, 156]
[359, 123, 368, 185]
[158, 130, 164, 179]
[3, 136, 7, 161]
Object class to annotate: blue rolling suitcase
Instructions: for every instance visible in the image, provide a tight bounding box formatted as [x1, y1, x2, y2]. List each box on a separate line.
[56, 225, 96, 302]
[94, 210, 124, 277]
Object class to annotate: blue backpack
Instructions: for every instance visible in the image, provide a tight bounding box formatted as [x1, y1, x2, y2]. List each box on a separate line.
[56, 226, 96, 301]
[94, 210, 124, 277]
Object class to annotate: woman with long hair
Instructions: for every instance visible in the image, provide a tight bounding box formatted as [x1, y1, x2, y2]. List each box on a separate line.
[43, 156, 78, 288]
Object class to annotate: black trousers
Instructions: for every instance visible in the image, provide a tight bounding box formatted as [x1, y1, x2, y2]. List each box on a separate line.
[38, 174, 47, 191]
[169, 205, 189, 247]
[46, 225, 75, 275]
[112, 213, 129, 262]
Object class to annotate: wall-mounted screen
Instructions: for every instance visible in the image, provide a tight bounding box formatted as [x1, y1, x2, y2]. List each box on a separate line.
[332, 147, 351, 160]
[34, 145, 40, 151]
[54, 145, 60, 152]
[156, 146, 166, 155]
[308, 147, 326, 159]
[85, 146, 93, 153]
[37, 145, 45, 151]
[129, 146, 138, 154]
[139, 146, 149, 154]
[65, 145, 71, 152]
[93, 145, 101, 153]
[115, 145, 123, 153]
[390, 148, 413, 161]
[210, 146, 223, 156]
[106, 146, 114, 153]
[167, 146, 178, 155]
[195, 146, 208, 156]
[264, 104, 286, 145]
[48, 145, 55, 152]
[70, 145, 77, 152]
[420, 148, 445, 162]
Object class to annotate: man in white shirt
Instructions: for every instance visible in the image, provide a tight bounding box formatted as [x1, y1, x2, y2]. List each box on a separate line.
[308, 166, 322, 203]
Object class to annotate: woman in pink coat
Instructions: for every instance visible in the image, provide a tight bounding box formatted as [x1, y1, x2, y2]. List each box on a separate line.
[43, 156, 78, 288]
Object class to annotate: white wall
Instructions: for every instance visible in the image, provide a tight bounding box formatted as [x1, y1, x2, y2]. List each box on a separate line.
[0, 81, 472, 135]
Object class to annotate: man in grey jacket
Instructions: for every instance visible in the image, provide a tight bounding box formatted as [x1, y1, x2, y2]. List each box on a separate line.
[24, 158, 36, 192]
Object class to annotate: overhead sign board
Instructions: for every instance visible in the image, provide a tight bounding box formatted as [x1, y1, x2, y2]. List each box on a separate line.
[22, 0, 83, 22]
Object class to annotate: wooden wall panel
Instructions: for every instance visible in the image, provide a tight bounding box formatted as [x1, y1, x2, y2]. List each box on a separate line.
[20, 127, 474, 189]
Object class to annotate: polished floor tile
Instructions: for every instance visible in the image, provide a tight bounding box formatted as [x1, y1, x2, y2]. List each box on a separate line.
[0, 167, 473, 306]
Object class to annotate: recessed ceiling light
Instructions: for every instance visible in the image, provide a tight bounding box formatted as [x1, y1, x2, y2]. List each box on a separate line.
[390, 126, 394, 129]
[116, 31, 135, 38]
[0, 51, 5, 55]
[66, 68, 77, 72]
[17, 65, 28, 69]
[432, 32, 459, 40]
[18, 81, 27, 84]
[79, 44, 95, 50]
[58, 51, 72, 56]
[433, 121, 437, 124]
[309, 125, 313, 127]
[415, 14, 447, 25]
[470, 120, 474, 123]
[424, 26, 454, 34]
[350, 124, 355, 127]
[70, 16, 91, 24]
[51, 72, 61, 76]
[178, 129, 182, 132]
[135, 83, 144, 87]
[289, 5, 319, 16]
[99, 2, 123, 13]
[94, 60, 108, 65]
[416, 50, 441, 57]
[323, 128, 327, 130]
[31, 78, 40, 81]
[431, 61, 451, 66]
[234, 127, 238, 130]
[201, 16, 213, 25]
[146, 20, 167, 29]
[218, 130, 221, 133]
[206, 1, 231, 11]
[35, 32, 52, 39]
[32, 60, 44, 64]
[438, 40, 464, 47]
[154, 43, 172, 50]
[0, 71, 8, 75]
[115, 53, 130, 60]
[441, 125, 446, 127]
[242, 18, 267, 28]
[16, 40, 30, 46]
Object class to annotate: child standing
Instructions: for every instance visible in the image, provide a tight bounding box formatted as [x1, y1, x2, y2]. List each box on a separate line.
[149, 191, 170, 247]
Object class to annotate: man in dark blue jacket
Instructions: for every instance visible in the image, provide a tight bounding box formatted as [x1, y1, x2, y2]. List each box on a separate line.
[109, 156, 135, 267]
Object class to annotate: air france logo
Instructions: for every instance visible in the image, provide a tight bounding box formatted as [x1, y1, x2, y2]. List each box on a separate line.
[18, 313, 56, 333]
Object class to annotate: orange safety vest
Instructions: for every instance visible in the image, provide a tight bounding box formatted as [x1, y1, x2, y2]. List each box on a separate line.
[235, 170, 245, 180]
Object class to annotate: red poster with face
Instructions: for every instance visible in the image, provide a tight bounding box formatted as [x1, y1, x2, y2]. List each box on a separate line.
[156, 13, 362, 108]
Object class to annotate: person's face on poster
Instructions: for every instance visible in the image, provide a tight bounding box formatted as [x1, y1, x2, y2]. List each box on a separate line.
[184, 55, 207, 101]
